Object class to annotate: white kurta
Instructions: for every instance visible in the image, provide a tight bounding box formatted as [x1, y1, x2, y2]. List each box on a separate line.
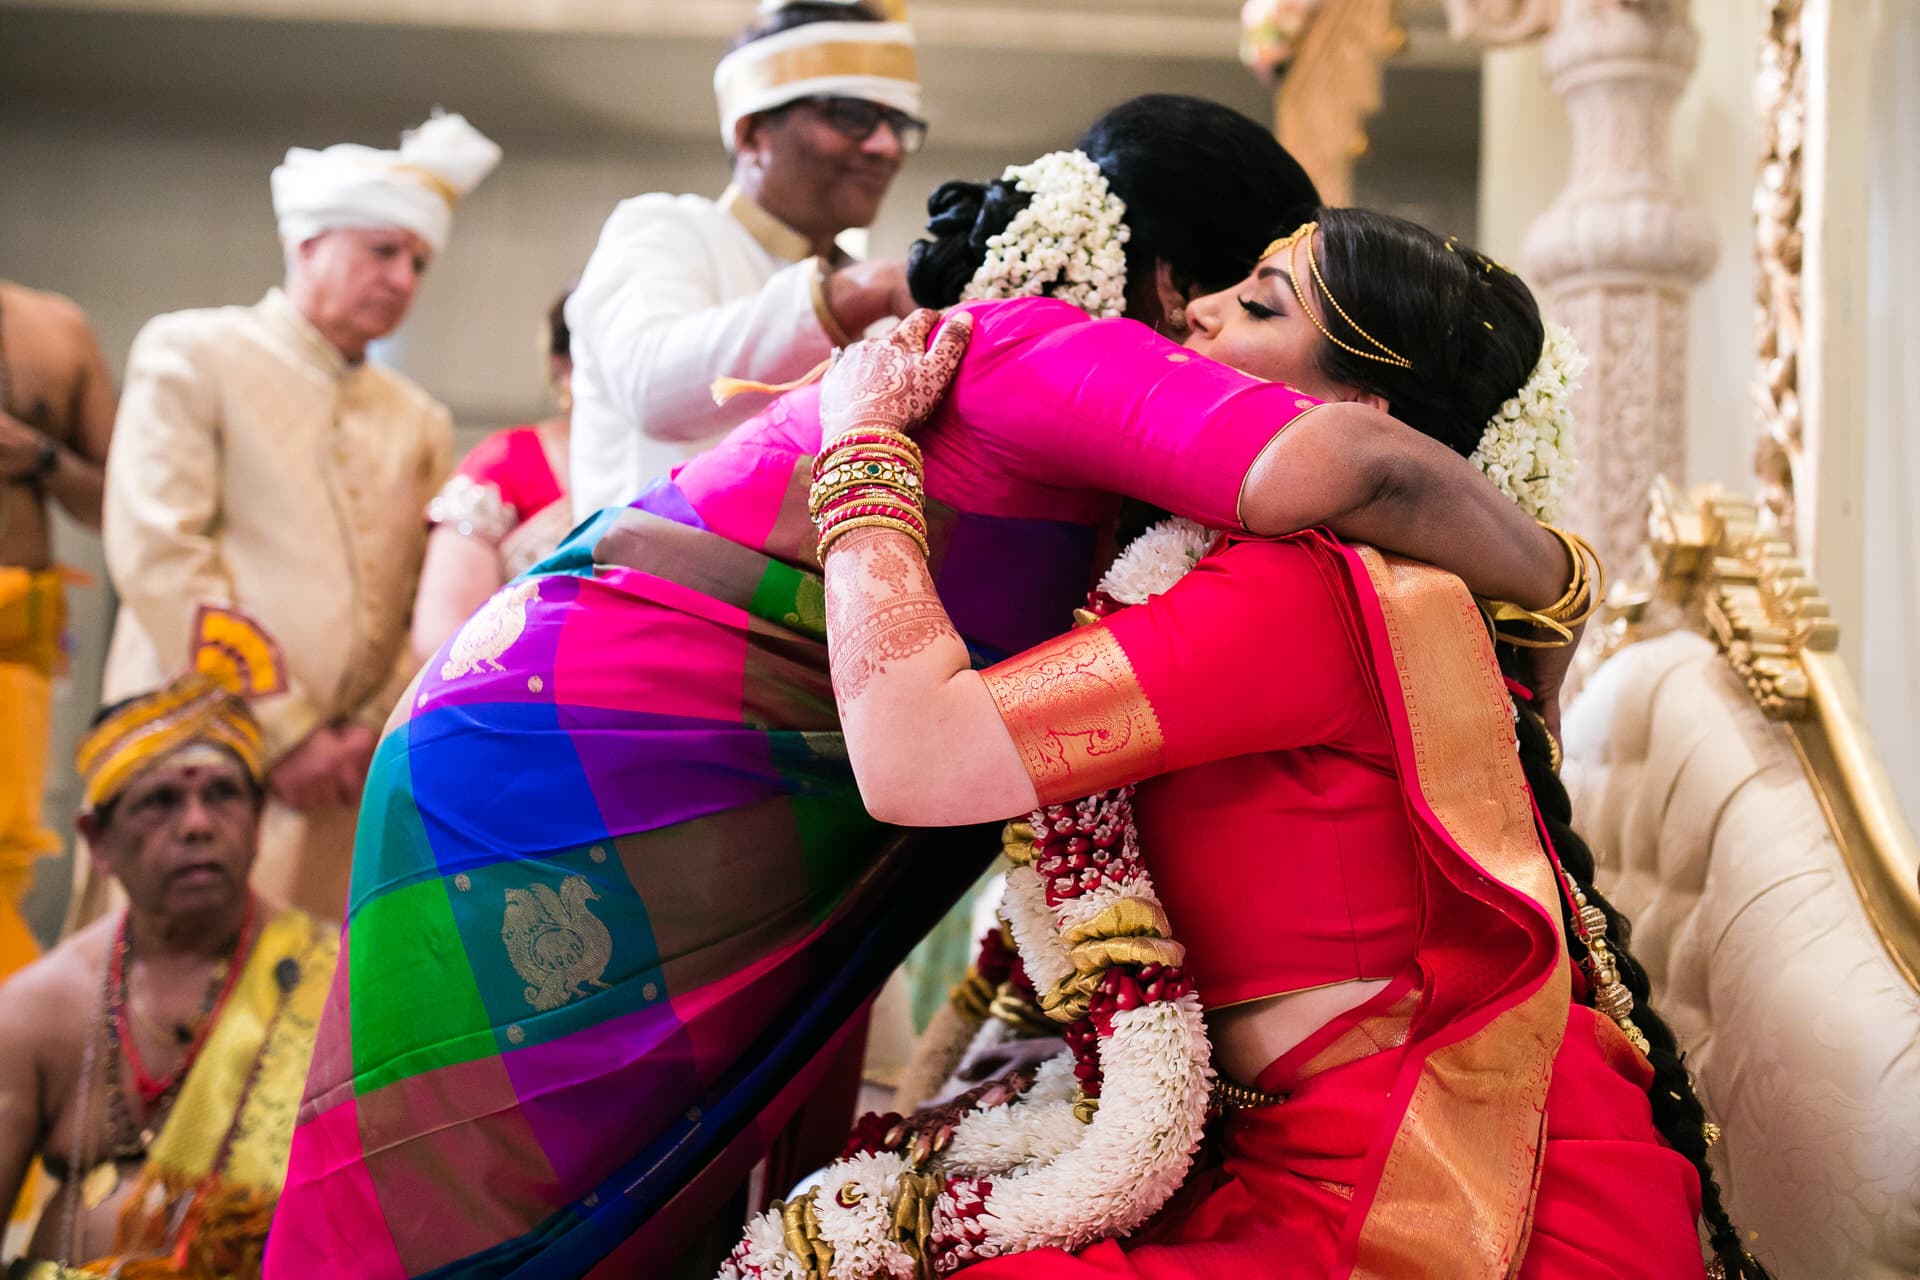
[99, 288, 452, 918]
[566, 185, 841, 517]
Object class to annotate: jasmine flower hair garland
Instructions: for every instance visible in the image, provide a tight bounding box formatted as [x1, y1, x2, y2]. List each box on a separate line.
[1469, 321, 1587, 523]
[959, 150, 1131, 321]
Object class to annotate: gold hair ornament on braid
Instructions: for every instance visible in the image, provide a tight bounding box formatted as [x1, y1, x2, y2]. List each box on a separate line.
[1262, 222, 1413, 370]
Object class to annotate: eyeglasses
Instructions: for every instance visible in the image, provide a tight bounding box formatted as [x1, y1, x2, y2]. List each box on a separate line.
[798, 97, 928, 154]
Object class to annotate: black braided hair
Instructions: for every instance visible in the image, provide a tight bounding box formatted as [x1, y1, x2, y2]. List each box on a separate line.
[1512, 698, 1772, 1280]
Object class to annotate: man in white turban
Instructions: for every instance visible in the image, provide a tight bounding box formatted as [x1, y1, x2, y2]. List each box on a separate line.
[91, 111, 500, 924]
[567, 0, 924, 517]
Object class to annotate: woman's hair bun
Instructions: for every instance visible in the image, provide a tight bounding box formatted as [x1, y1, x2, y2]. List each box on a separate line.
[908, 177, 1033, 308]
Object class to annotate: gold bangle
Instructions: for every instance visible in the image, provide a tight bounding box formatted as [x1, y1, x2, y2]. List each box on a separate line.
[811, 488, 928, 541]
[809, 478, 925, 522]
[807, 256, 856, 348]
[818, 429, 923, 466]
[808, 464, 924, 515]
[1482, 601, 1574, 648]
[1538, 525, 1604, 627]
[815, 440, 925, 477]
[1482, 524, 1605, 648]
[817, 514, 930, 560]
[1209, 1078, 1286, 1114]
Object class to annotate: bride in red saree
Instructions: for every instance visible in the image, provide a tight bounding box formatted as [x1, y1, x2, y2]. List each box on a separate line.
[790, 209, 1768, 1279]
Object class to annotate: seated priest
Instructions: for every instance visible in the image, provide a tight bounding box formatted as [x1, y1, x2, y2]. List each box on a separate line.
[0, 606, 336, 1279]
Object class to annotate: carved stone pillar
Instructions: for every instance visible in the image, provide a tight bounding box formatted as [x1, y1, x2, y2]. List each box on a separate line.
[1520, 0, 1716, 575]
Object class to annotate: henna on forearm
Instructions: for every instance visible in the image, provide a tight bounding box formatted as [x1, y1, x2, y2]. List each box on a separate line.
[825, 527, 962, 706]
[834, 592, 960, 702]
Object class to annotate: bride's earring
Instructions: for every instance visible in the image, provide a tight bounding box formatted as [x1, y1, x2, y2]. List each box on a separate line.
[1164, 305, 1189, 338]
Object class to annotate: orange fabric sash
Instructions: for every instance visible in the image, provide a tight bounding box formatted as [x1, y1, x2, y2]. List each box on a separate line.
[1333, 543, 1569, 1279]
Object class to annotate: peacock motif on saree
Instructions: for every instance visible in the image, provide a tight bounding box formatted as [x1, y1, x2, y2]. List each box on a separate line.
[502, 875, 613, 1012]
[442, 578, 540, 680]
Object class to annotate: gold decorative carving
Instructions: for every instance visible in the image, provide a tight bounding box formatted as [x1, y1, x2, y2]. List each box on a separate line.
[1753, 0, 1806, 541]
[1601, 479, 1920, 986]
[1617, 481, 1833, 717]
[1273, 0, 1405, 206]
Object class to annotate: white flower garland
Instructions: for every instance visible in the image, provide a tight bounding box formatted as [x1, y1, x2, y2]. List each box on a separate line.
[959, 150, 1130, 321]
[942, 1057, 1081, 1175]
[1097, 518, 1217, 606]
[1467, 321, 1588, 523]
[725, 791, 1214, 1277]
[720, 521, 1221, 1280]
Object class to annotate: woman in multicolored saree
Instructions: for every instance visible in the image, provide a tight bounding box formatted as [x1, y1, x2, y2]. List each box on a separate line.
[796, 211, 1767, 1278]
[268, 101, 1587, 1279]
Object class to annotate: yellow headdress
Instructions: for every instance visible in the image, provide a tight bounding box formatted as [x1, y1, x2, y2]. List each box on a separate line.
[77, 605, 286, 812]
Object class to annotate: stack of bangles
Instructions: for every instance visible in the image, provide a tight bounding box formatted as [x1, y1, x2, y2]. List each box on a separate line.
[810, 428, 930, 560]
[1481, 524, 1604, 648]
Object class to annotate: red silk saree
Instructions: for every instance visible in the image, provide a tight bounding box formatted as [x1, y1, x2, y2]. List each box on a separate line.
[964, 534, 1706, 1279]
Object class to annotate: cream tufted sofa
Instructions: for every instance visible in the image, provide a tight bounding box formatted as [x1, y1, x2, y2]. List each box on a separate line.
[1564, 485, 1920, 1280]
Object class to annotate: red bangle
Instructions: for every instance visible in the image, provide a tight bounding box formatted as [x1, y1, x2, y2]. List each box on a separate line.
[825, 429, 923, 457]
[817, 500, 926, 539]
[819, 500, 925, 532]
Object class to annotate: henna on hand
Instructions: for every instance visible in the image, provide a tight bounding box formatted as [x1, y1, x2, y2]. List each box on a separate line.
[819, 308, 974, 445]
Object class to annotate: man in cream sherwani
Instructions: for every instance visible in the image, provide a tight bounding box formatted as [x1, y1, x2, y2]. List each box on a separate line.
[568, 0, 925, 517]
[95, 112, 500, 922]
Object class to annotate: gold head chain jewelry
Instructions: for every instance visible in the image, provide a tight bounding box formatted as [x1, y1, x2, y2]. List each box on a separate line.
[1262, 222, 1412, 370]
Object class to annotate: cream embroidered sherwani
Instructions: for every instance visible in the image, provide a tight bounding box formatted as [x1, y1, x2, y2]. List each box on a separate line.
[567, 185, 846, 517]
[98, 288, 452, 919]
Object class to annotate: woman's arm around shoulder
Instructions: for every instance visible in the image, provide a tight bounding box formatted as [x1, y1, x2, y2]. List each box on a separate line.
[836, 533, 1368, 827]
[1239, 400, 1570, 608]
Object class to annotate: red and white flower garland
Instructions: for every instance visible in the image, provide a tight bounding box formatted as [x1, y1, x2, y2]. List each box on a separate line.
[719, 521, 1220, 1279]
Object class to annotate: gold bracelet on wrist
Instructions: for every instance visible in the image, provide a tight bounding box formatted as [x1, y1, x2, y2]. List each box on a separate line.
[814, 441, 925, 480]
[809, 463, 925, 515]
[1481, 524, 1605, 649]
[1543, 525, 1604, 621]
[807, 256, 857, 348]
[817, 428, 923, 466]
[818, 513, 930, 560]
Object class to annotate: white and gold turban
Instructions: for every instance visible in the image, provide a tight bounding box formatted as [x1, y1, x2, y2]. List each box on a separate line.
[714, 11, 920, 148]
[270, 111, 501, 256]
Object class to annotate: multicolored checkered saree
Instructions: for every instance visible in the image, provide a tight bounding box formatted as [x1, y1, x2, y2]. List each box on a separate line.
[268, 298, 1308, 1277]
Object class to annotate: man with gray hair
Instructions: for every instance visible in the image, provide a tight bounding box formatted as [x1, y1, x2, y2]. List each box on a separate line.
[568, 0, 925, 516]
[95, 112, 499, 921]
